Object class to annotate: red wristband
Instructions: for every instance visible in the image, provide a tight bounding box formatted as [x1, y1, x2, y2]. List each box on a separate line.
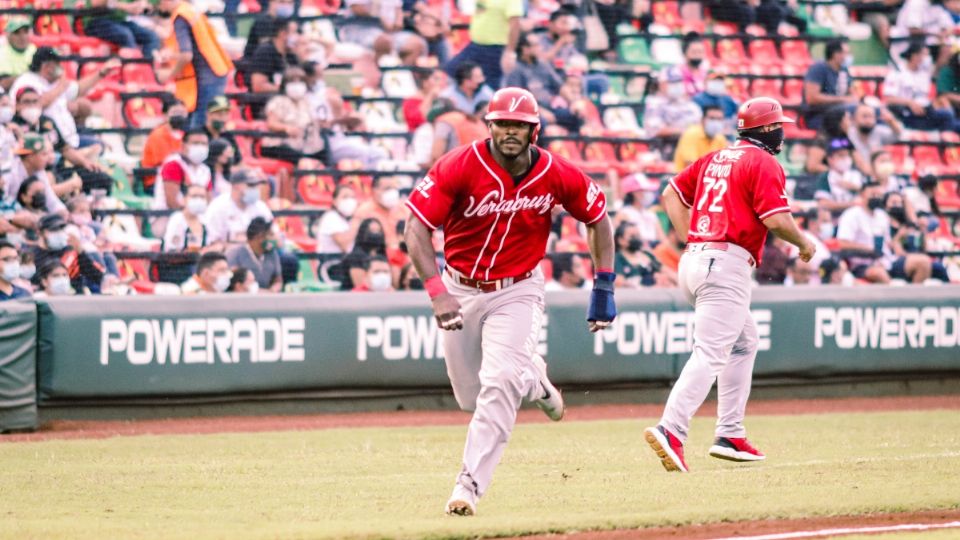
[596, 267, 613, 274]
[424, 275, 447, 299]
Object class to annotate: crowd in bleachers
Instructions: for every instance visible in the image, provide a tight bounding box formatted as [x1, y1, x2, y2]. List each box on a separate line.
[0, 0, 959, 301]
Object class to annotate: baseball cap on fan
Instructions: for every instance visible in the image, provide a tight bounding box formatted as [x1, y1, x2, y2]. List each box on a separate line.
[620, 173, 660, 194]
[825, 137, 852, 156]
[5, 17, 31, 33]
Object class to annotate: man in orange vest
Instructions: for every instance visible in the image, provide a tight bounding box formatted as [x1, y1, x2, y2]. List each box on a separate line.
[155, 0, 234, 129]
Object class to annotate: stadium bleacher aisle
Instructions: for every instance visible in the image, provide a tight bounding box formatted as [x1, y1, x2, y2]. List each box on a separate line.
[0, 0, 958, 298]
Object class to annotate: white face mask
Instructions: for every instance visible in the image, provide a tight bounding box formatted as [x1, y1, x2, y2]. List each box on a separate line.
[819, 223, 835, 240]
[705, 79, 727, 96]
[704, 119, 724, 138]
[46, 231, 68, 251]
[215, 271, 232, 293]
[19, 263, 35, 280]
[247, 281, 260, 294]
[2, 261, 20, 283]
[49, 275, 71, 295]
[186, 196, 207, 215]
[242, 186, 260, 205]
[666, 83, 685, 100]
[378, 188, 400, 209]
[285, 81, 307, 100]
[640, 191, 657, 208]
[369, 271, 392, 291]
[0, 105, 14, 123]
[6, 232, 23, 249]
[335, 197, 358, 217]
[832, 156, 852, 173]
[874, 161, 895, 178]
[185, 144, 209, 165]
[19, 106, 41, 125]
[843, 54, 854, 68]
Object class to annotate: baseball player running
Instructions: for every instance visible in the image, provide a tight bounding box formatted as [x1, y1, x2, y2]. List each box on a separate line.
[644, 97, 816, 472]
[404, 87, 617, 515]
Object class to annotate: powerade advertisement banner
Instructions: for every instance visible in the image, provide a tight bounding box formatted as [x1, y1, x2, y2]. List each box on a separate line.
[36, 287, 960, 400]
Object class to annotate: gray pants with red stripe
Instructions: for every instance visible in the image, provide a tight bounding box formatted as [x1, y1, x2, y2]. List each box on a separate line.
[441, 267, 548, 498]
[660, 243, 760, 443]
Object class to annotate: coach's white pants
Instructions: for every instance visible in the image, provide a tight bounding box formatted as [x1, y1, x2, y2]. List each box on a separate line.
[441, 268, 546, 498]
[660, 245, 760, 443]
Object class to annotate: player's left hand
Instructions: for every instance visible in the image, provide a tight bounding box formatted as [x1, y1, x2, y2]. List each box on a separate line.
[587, 272, 616, 333]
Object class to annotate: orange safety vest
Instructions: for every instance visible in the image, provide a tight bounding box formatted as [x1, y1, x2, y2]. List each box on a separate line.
[165, 2, 234, 112]
[437, 111, 488, 146]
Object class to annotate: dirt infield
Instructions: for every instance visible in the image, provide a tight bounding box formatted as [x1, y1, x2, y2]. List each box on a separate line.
[5, 394, 960, 443]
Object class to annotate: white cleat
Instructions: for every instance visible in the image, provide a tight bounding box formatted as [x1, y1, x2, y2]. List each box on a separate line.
[532, 356, 565, 421]
[445, 483, 477, 516]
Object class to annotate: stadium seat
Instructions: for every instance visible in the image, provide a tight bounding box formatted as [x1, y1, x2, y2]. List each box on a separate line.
[913, 145, 947, 175]
[122, 94, 166, 129]
[750, 77, 784, 101]
[748, 39, 780, 64]
[652, 1, 681, 30]
[780, 39, 813, 68]
[716, 37, 747, 70]
[782, 77, 805, 106]
[297, 174, 335, 207]
[546, 140, 583, 161]
[935, 180, 960, 209]
[884, 144, 912, 174]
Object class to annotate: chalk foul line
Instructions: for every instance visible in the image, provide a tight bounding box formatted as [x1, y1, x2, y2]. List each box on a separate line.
[709, 520, 960, 540]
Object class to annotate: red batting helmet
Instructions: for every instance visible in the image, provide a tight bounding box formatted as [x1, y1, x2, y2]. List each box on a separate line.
[737, 97, 795, 130]
[484, 87, 541, 143]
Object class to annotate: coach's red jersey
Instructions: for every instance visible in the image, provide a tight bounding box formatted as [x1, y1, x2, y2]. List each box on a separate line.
[669, 140, 791, 264]
[406, 140, 607, 281]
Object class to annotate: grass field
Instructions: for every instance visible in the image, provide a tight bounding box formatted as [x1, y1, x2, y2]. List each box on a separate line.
[1, 409, 959, 539]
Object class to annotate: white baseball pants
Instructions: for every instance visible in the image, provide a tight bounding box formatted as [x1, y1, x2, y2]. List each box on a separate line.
[441, 268, 547, 498]
[660, 243, 760, 443]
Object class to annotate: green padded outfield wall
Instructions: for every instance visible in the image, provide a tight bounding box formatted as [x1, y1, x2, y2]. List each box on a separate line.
[0, 300, 37, 431]
[35, 286, 960, 401]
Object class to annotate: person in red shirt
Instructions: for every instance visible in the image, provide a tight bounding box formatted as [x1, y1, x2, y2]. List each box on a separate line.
[404, 87, 616, 516]
[141, 97, 187, 192]
[644, 97, 816, 473]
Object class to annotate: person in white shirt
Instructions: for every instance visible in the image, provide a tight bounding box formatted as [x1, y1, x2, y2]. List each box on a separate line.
[815, 138, 864, 212]
[783, 257, 819, 287]
[614, 173, 666, 245]
[163, 184, 211, 252]
[544, 252, 591, 292]
[836, 182, 892, 283]
[205, 170, 273, 245]
[153, 128, 213, 212]
[316, 185, 357, 254]
[883, 42, 957, 131]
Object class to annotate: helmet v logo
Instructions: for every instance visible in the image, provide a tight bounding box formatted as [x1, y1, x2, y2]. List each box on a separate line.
[508, 96, 527, 112]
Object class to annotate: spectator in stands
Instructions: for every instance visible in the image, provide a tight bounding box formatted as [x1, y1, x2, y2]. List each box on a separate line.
[141, 97, 187, 194]
[155, 0, 234, 129]
[677, 32, 708, 98]
[339, 0, 404, 51]
[846, 103, 902, 176]
[441, 62, 494, 116]
[782, 209, 830, 269]
[886, 190, 940, 282]
[353, 255, 394, 292]
[504, 32, 564, 109]
[673, 105, 728, 172]
[224, 266, 258, 293]
[443, 0, 521, 89]
[904, 173, 941, 218]
[33, 213, 105, 294]
[205, 170, 273, 245]
[614, 173, 665, 245]
[707, 0, 756, 32]
[613, 221, 662, 288]
[0, 18, 37, 87]
[353, 176, 404, 250]
[13, 88, 111, 195]
[548, 73, 595, 134]
[783, 256, 818, 286]
[33, 261, 73, 297]
[0, 241, 30, 300]
[889, 0, 956, 65]
[12, 250, 35, 293]
[430, 100, 487, 165]
[756, 0, 808, 36]
[242, 0, 296, 59]
[545, 252, 590, 291]
[757, 235, 791, 285]
[805, 107, 865, 175]
[936, 51, 960, 115]
[67, 196, 101, 245]
[15, 176, 54, 219]
[204, 96, 240, 165]
[652, 225, 683, 273]
[593, 0, 629, 62]
[226, 217, 283, 292]
[84, 0, 160, 59]
[538, 8, 581, 67]
[263, 67, 327, 165]
[0, 91, 16, 174]
[870, 150, 908, 193]
[339, 217, 386, 291]
[411, 1, 451, 65]
[250, 18, 300, 94]
[815, 137, 865, 212]
[7, 134, 68, 214]
[181, 251, 232, 294]
[398, 262, 423, 290]
[11, 47, 119, 151]
[693, 71, 739, 122]
[154, 128, 212, 212]
[883, 42, 958, 131]
[801, 39, 857, 131]
[642, 68, 702, 138]
[206, 139, 235, 196]
[163, 184, 212, 253]
[402, 68, 447, 130]
[316, 185, 357, 255]
[820, 256, 855, 285]
[835, 181, 899, 284]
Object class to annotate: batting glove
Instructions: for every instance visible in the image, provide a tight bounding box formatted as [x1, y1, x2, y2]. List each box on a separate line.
[587, 272, 616, 328]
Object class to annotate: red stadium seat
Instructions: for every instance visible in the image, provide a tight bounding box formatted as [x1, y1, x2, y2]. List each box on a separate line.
[246, 157, 294, 177]
[652, 1, 681, 29]
[297, 174, 335, 207]
[750, 77, 784, 101]
[546, 139, 583, 161]
[935, 180, 960, 209]
[913, 145, 947, 174]
[780, 39, 812, 68]
[748, 39, 779, 64]
[716, 37, 747, 69]
[782, 77, 805, 106]
[884, 144, 911, 174]
[942, 134, 960, 167]
[122, 94, 165, 128]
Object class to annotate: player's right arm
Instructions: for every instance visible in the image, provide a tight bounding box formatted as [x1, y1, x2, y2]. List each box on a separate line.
[762, 213, 816, 262]
[753, 158, 816, 262]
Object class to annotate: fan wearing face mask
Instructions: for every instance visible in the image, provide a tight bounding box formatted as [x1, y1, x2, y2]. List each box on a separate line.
[352, 256, 395, 292]
[352, 176, 406, 252]
[845, 103, 902, 175]
[262, 66, 326, 166]
[32, 213, 105, 295]
[674, 105, 729, 171]
[678, 33, 709, 97]
[181, 251, 233, 295]
[0, 241, 31, 300]
[614, 173, 667, 246]
[316, 185, 358, 254]
[141, 97, 188, 192]
[33, 261, 74, 298]
[693, 71, 740, 120]
[226, 216, 284, 293]
[643, 67, 704, 138]
[205, 170, 274, 245]
[10, 134, 68, 214]
[339, 218, 387, 291]
[813, 138, 865, 212]
[154, 128, 212, 214]
[612, 222, 665, 289]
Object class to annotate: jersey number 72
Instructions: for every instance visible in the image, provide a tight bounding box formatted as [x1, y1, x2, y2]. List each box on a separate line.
[696, 176, 727, 213]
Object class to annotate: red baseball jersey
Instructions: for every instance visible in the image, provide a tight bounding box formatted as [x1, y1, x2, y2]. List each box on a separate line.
[406, 140, 607, 281]
[669, 140, 791, 264]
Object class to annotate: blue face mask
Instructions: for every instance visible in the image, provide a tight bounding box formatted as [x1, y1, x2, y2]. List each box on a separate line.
[275, 3, 294, 17]
[242, 187, 260, 206]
